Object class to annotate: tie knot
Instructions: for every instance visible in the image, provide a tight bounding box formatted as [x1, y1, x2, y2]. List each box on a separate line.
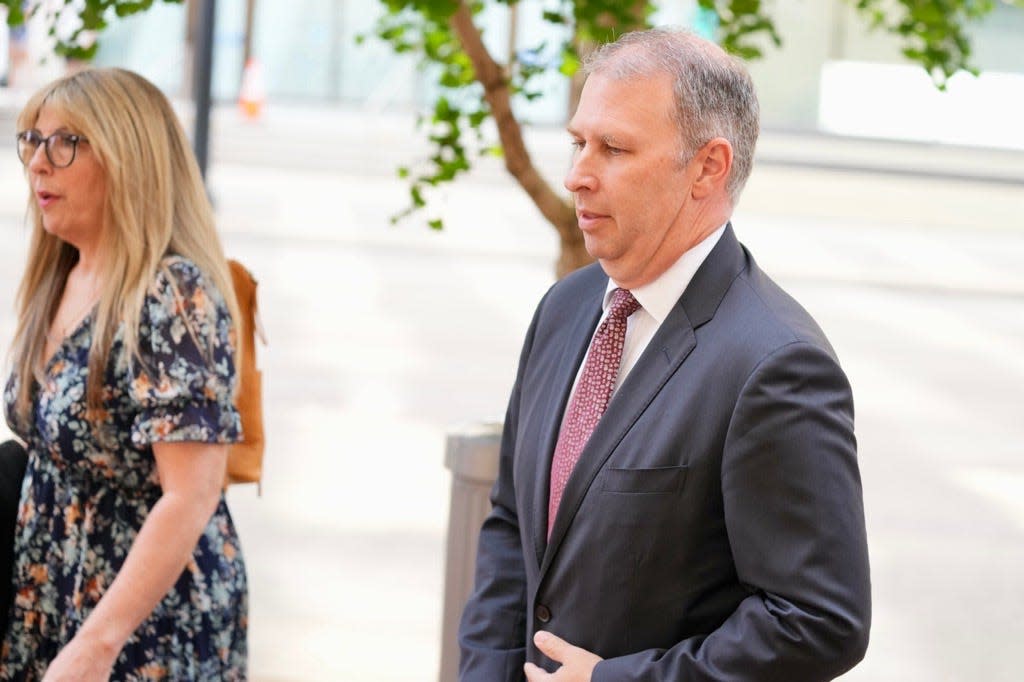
[608, 288, 640, 320]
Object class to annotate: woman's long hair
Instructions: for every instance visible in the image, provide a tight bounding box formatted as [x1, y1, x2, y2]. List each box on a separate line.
[10, 67, 240, 422]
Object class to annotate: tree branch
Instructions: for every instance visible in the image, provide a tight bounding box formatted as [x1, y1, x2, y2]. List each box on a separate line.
[448, 1, 578, 245]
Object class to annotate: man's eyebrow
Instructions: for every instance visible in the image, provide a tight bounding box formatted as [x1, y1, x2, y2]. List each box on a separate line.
[564, 128, 626, 146]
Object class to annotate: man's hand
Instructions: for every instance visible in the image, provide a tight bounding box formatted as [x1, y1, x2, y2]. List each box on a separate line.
[523, 630, 603, 681]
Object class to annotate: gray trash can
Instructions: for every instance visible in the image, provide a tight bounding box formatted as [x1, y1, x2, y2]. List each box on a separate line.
[438, 422, 502, 682]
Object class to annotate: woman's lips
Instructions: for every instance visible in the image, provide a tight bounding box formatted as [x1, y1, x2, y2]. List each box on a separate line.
[36, 191, 59, 209]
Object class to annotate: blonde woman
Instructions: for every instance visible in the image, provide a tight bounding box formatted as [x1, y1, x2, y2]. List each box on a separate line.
[2, 69, 246, 681]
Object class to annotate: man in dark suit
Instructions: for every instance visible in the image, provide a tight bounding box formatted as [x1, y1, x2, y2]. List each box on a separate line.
[458, 28, 871, 681]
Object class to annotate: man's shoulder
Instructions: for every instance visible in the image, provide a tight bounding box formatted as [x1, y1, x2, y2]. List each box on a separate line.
[725, 254, 838, 360]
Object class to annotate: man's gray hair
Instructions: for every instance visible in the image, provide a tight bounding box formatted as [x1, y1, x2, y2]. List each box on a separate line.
[585, 27, 760, 203]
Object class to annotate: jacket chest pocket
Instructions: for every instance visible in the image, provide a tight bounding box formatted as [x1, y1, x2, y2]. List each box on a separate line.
[592, 465, 690, 530]
[600, 465, 688, 494]
[570, 467, 692, 580]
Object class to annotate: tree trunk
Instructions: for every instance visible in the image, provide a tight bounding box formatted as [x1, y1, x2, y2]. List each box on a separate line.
[449, 1, 593, 278]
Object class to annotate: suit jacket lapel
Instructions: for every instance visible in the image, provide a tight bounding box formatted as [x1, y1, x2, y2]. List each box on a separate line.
[541, 305, 697, 574]
[526, 287, 604, 569]
[540, 224, 746, 575]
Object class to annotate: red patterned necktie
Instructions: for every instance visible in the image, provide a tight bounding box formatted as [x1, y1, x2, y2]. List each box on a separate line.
[548, 288, 641, 538]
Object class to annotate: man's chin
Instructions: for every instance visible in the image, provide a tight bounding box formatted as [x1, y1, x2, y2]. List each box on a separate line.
[581, 234, 612, 261]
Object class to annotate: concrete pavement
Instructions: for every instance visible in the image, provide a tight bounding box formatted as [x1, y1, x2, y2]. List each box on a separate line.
[0, 104, 1023, 680]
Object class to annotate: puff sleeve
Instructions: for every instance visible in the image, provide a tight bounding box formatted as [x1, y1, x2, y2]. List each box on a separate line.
[129, 259, 241, 448]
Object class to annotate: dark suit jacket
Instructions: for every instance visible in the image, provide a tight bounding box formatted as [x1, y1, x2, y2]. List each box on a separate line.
[459, 225, 870, 681]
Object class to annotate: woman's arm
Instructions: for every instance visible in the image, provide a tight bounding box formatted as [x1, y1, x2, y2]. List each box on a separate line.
[42, 442, 227, 682]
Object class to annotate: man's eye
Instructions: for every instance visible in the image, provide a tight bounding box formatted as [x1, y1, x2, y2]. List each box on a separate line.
[570, 140, 584, 151]
[607, 146, 624, 155]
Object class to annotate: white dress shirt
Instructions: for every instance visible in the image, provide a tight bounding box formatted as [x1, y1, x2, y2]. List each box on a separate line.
[567, 224, 727, 401]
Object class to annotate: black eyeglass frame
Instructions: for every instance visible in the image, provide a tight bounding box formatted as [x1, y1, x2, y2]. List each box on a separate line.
[15, 130, 89, 169]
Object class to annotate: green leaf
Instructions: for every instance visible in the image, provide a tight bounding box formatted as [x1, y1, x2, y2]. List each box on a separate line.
[729, 0, 762, 15]
[434, 97, 453, 121]
[6, 2, 25, 26]
[55, 41, 100, 61]
[410, 186, 426, 208]
[379, 25, 407, 41]
[559, 48, 580, 78]
[80, 2, 108, 30]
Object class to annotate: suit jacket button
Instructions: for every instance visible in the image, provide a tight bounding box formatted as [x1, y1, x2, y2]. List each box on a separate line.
[536, 604, 551, 623]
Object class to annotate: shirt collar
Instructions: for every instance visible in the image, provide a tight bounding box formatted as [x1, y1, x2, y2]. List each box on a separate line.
[603, 223, 727, 324]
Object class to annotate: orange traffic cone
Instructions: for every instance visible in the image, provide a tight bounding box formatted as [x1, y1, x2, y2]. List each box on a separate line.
[239, 58, 266, 121]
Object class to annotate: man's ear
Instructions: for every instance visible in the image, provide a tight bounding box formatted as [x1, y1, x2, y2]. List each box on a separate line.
[690, 137, 733, 200]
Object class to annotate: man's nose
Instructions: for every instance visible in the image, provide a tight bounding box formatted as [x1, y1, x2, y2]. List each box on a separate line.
[564, 152, 595, 193]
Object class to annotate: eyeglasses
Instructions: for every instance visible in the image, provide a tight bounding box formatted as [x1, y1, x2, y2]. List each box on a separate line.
[16, 130, 88, 168]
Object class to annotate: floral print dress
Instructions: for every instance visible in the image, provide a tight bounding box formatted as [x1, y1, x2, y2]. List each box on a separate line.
[1, 257, 247, 681]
